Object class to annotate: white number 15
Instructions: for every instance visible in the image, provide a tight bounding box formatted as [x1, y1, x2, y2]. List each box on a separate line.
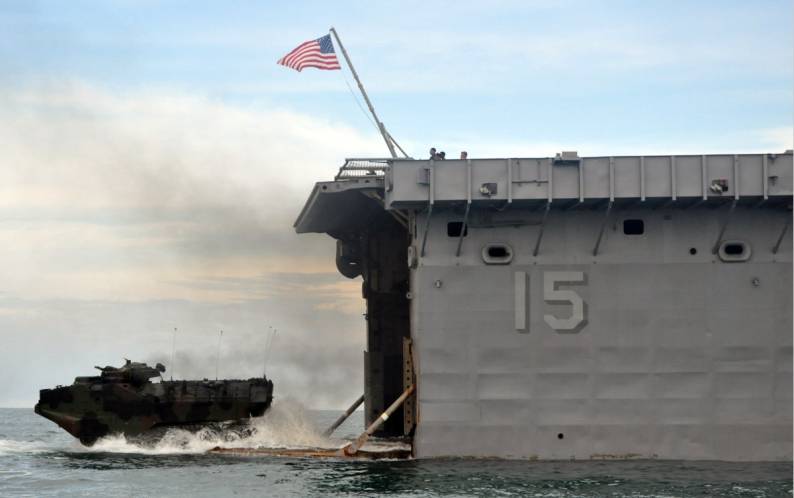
[543, 271, 586, 332]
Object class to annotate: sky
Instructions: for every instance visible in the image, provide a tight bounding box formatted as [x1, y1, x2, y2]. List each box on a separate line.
[0, 0, 792, 408]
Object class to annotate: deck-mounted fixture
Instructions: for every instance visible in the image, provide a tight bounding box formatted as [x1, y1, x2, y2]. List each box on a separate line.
[420, 162, 435, 257]
[773, 216, 790, 255]
[712, 199, 738, 254]
[533, 202, 551, 257]
[592, 201, 614, 256]
[456, 159, 473, 257]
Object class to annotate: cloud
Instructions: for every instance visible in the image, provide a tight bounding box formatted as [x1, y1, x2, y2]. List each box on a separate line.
[254, 23, 791, 95]
[0, 81, 380, 408]
[0, 80, 385, 301]
[754, 127, 794, 151]
[1, 80, 381, 203]
[421, 125, 794, 160]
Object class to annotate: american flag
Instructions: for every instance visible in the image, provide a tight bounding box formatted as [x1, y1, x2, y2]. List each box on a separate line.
[277, 34, 341, 72]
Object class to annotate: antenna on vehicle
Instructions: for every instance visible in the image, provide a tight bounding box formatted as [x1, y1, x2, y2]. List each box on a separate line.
[263, 326, 278, 378]
[215, 329, 223, 381]
[170, 327, 177, 381]
[262, 326, 271, 377]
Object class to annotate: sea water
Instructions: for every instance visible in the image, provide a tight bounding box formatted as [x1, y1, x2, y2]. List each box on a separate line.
[0, 406, 790, 497]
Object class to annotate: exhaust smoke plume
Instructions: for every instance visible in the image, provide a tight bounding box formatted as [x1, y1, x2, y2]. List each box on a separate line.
[0, 82, 383, 408]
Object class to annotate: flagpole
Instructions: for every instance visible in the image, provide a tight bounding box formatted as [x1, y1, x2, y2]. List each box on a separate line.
[329, 27, 398, 159]
[385, 129, 409, 158]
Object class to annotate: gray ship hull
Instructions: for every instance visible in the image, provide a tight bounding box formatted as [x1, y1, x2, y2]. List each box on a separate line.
[296, 152, 793, 460]
[412, 207, 791, 460]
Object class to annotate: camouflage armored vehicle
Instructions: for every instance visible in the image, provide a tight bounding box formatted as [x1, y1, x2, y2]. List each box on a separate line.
[35, 359, 274, 446]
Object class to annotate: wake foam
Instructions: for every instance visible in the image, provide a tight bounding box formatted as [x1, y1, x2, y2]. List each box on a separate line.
[87, 399, 339, 455]
[0, 439, 55, 455]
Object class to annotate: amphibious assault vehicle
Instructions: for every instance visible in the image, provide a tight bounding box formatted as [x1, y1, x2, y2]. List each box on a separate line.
[296, 151, 792, 460]
[35, 360, 273, 445]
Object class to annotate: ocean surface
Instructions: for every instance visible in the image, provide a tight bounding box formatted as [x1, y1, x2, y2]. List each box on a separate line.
[0, 405, 791, 497]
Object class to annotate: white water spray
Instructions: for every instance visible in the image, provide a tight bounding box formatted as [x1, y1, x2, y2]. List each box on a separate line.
[84, 399, 337, 455]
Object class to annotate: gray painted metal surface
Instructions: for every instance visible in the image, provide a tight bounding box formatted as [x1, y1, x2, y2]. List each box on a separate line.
[411, 206, 791, 460]
[296, 151, 793, 461]
[385, 153, 792, 208]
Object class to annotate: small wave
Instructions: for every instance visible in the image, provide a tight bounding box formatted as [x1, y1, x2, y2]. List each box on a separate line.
[85, 399, 340, 455]
[0, 439, 58, 455]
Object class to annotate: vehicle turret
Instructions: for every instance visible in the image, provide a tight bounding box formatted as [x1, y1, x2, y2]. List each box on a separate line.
[93, 359, 166, 385]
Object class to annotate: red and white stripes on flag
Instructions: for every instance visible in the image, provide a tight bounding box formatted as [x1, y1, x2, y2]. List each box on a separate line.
[277, 34, 341, 72]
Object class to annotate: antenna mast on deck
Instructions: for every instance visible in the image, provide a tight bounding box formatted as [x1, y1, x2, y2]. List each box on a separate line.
[329, 27, 409, 159]
[170, 327, 177, 381]
[215, 330, 223, 381]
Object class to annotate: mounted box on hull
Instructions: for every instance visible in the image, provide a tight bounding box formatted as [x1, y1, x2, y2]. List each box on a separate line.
[295, 152, 793, 461]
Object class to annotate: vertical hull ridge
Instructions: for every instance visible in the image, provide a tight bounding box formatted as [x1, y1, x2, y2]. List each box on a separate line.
[295, 152, 793, 460]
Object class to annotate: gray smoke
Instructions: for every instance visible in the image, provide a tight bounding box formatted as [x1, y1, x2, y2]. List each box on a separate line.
[0, 83, 381, 409]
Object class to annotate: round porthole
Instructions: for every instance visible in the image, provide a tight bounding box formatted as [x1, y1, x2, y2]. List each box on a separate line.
[481, 243, 513, 265]
[718, 240, 751, 262]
